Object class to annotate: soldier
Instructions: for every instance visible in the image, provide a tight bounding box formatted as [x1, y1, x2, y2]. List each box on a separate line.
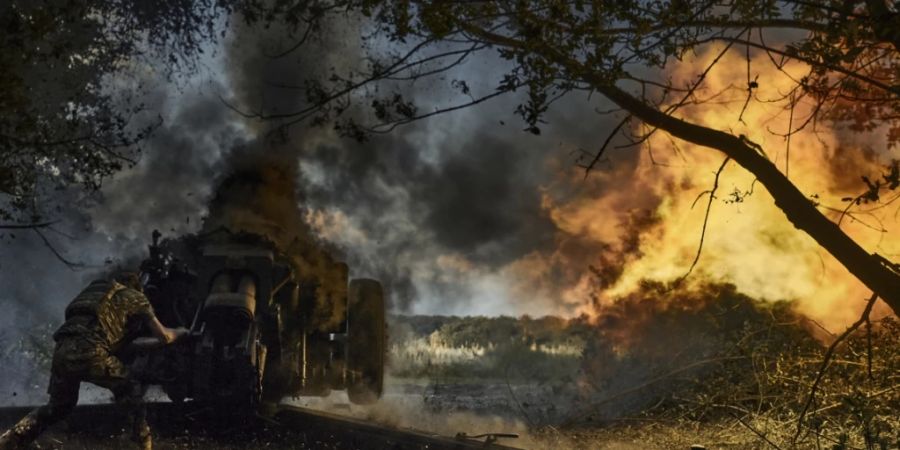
[0, 272, 188, 450]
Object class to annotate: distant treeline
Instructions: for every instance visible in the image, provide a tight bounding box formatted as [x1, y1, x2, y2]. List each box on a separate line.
[387, 314, 590, 381]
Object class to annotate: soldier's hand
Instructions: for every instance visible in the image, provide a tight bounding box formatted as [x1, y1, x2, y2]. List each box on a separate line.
[171, 327, 190, 343]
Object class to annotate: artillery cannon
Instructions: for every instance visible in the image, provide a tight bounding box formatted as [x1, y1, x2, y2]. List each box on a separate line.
[136, 228, 386, 408]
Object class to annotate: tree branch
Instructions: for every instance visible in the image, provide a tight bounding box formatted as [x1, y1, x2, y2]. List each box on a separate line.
[583, 115, 630, 178]
[0, 221, 58, 230]
[674, 156, 730, 286]
[791, 292, 879, 446]
[32, 228, 85, 270]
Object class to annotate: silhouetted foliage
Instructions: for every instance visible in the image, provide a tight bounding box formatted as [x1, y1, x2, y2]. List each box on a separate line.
[0, 1, 237, 225]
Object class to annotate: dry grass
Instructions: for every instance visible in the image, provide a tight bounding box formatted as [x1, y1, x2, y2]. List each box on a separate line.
[566, 284, 900, 450]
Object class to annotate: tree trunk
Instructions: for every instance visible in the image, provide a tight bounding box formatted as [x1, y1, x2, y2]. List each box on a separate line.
[595, 83, 900, 315]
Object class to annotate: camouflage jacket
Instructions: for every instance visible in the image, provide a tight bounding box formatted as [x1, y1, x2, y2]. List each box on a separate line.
[53, 280, 156, 354]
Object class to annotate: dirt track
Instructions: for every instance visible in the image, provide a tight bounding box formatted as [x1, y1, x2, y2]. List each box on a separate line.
[0, 379, 650, 450]
[0, 401, 527, 450]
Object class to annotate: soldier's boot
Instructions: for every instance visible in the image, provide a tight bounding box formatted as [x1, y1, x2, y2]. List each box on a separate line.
[114, 379, 150, 449]
[129, 402, 151, 450]
[129, 417, 152, 450]
[0, 408, 51, 450]
[131, 429, 151, 450]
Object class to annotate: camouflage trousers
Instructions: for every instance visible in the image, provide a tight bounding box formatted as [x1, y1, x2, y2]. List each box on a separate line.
[0, 336, 151, 450]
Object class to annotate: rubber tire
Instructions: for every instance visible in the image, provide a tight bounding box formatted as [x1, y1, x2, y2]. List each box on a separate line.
[162, 383, 187, 404]
[346, 279, 385, 405]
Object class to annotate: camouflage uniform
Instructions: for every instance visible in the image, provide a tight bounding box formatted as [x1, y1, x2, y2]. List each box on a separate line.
[0, 280, 157, 450]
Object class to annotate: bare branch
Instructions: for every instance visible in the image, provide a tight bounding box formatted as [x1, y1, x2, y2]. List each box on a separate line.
[584, 115, 630, 179]
[792, 292, 880, 446]
[0, 221, 58, 230]
[674, 157, 730, 287]
[707, 36, 900, 96]
[31, 228, 85, 270]
[366, 86, 518, 134]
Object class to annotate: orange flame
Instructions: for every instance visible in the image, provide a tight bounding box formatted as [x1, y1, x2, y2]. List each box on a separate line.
[544, 45, 898, 329]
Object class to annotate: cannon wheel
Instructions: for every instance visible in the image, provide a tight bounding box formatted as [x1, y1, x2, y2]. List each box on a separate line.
[346, 279, 385, 405]
[162, 381, 187, 404]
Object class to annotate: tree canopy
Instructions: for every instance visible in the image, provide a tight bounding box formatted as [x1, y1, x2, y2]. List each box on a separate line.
[0, 0, 230, 225]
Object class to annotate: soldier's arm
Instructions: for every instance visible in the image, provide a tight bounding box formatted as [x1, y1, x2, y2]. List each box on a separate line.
[118, 291, 188, 350]
[128, 306, 188, 348]
[129, 318, 188, 349]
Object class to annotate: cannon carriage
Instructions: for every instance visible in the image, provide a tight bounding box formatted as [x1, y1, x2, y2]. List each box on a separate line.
[138, 228, 385, 408]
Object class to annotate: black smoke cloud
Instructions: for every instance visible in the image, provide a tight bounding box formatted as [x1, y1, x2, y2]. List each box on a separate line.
[290, 86, 642, 314]
[301, 131, 559, 264]
[423, 137, 556, 259]
[1, 10, 645, 329]
[212, 15, 642, 314]
[92, 88, 247, 238]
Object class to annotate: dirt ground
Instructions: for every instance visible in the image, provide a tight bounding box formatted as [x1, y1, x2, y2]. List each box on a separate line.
[1, 377, 763, 450]
[288, 378, 775, 450]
